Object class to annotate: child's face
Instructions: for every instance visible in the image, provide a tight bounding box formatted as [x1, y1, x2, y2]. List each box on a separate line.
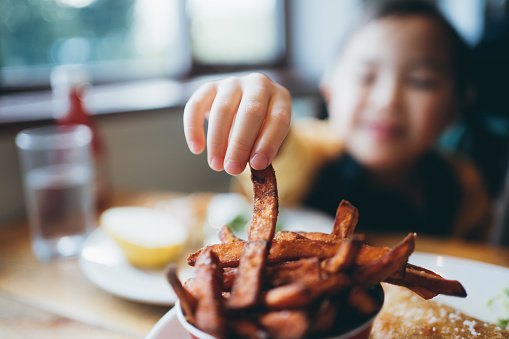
[324, 15, 456, 172]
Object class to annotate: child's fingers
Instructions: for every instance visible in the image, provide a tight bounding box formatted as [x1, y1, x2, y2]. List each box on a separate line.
[206, 78, 243, 171]
[223, 82, 272, 175]
[249, 88, 292, 170]
[183, 83, 217, 154]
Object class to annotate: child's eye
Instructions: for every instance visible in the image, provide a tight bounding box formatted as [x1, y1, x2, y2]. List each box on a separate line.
[356, 72, 376, 86]
[407, 77, 439, 90]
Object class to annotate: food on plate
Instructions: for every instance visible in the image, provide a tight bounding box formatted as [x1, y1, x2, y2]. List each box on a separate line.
[373, 284, 509, 338]
[167, 165, 467, 338]
[487, 286, 509, 329]
[101, 207, 187, 268]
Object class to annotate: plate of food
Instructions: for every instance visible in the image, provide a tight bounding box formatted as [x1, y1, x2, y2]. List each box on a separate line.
[79, 195, 335, 306]
[147, 165, 508, 338]
[204, 193, 334, 244]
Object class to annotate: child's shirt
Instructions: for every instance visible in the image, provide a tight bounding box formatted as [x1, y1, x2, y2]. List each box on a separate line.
[233, 118, 491, 239]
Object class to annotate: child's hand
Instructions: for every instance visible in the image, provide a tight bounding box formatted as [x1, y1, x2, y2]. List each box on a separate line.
[183, 73, 292, 175]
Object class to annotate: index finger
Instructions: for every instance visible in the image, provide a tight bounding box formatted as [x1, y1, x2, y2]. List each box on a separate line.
[183, 83, 217, 154]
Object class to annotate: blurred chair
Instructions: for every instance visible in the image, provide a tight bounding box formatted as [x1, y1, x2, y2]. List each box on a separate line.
[492, 160, 509, 245]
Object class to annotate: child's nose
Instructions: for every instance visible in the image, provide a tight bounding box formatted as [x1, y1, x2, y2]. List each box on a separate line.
[372, 77, 403, 115]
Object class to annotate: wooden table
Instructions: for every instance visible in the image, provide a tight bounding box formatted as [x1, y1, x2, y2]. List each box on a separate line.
[1, 195, 508, 338]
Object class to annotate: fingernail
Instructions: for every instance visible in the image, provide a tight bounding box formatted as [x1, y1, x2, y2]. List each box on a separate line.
[250, 153, 268, 170]
[225, 159, 244, 175]
[209, 156, 224, 171]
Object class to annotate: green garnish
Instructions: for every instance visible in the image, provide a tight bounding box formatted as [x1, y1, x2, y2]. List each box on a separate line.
[227, 214, 249, 234]
[487, 286, 509, 329]
[275, 222, 283, 232]
[497, 319, 509, 329]
[227, 214, 284, 236]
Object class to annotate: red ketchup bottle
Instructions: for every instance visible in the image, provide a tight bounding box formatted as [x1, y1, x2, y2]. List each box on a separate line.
[52, 66, 112, 212]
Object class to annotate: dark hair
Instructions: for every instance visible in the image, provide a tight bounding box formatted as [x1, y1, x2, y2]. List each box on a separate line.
[370, 1, 470, 98]
[332, 0, 472, 101]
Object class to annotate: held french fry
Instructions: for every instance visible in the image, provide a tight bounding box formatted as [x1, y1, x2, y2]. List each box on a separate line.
[248, 165, 278, 242]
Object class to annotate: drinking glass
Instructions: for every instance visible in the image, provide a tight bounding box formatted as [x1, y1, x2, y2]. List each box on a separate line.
[16, 124, 95, 261]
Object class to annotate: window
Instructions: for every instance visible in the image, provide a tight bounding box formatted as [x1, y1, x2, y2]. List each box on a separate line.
[1, 0, 185, 89]
[187, 0, 285, 69]
[0, 0, 286, 90]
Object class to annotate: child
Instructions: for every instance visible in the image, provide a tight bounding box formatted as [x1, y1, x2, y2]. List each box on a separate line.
[183, 0, 490, 239]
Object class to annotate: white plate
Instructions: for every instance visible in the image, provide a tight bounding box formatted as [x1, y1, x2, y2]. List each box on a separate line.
[145, 253, 509, 338]
[408, 252, 509, 324]
[79, 205, 335, 306]
[80, 227, 175, 305]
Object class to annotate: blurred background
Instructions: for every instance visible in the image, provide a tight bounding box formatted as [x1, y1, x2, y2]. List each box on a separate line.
[0, 0, 508, 243]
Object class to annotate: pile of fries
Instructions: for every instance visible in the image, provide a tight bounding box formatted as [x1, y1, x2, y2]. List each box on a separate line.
[167, 165, 466, 338]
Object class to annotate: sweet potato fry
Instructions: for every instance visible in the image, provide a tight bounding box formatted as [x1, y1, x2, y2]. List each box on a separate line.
[259, 310, 310, 339]
[332, 200, 359, 239]
[230, 319, 268, 339]
[386, 263, 467, 298]
[222, 258, 321, 290]
[264, 283, 312, 309]
[295, 231, 336, 241]
[183, 278, 200, 299]
[349, 287, 379, 315]
[228, 240, 269, 309]
[175, 165, 468, 339]
[274, 231, 308, 241]
[221, 268, 236, 291]
[264, 274, 351, 309]
[194, 248, 226, 338]
[309, 300, 337, 335]
[355, 233, 415, 285]
[269, 258, 322, 286]
[383, 280, 438, 299]
[321, 236, 364, 273]
[219, 224, 241, 243]
[248, 165, 278, 242]
[274, 231, 337, 242]
[165, 265, 197, 324]
[187, 238, 391, 268]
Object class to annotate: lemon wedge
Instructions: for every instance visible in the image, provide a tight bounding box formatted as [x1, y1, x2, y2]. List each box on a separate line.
[101, 207, 188, 268]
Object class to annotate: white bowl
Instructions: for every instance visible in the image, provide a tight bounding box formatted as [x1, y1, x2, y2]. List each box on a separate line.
[173, 285, 384, 339]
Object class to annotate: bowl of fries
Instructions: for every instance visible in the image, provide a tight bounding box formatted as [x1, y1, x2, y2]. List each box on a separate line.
[166, 165, 467, 338]
[174, 286, 384, 339]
